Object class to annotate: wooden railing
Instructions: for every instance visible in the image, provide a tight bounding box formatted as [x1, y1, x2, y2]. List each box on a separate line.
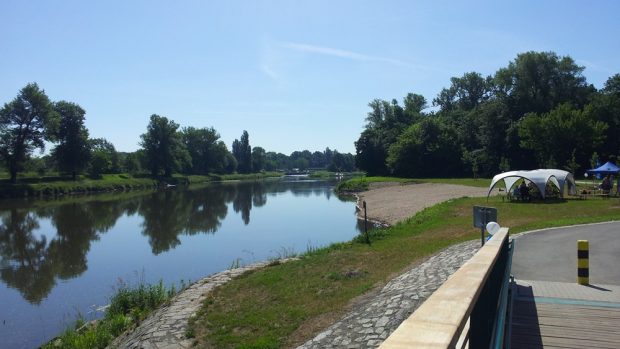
[379, 228, 512, 349]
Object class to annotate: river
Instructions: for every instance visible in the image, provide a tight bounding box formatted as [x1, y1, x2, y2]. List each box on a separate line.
[0, 177, 363, 349]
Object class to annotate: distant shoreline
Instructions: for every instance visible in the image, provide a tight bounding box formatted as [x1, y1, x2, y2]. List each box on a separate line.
[0, 172, 283, 199]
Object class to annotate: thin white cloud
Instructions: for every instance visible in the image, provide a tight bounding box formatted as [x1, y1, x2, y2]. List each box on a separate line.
[259, 39, 435, 82]
[259, 38, 284, 82]
[281, 41, 429, 71]
[260, 63, 279, 81]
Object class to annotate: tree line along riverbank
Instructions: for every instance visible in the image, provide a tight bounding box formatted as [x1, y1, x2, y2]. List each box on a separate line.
[0, 172, 283, 199]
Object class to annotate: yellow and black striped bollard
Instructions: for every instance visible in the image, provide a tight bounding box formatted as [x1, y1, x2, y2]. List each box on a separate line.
[577, 240, 589, 285]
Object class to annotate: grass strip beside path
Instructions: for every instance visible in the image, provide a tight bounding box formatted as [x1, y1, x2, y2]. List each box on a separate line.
[190, 195, 620, 348]
[336, 176, 491, 192]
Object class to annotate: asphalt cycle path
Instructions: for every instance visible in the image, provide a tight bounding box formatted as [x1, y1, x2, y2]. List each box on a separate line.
[511, 221, 620, 285]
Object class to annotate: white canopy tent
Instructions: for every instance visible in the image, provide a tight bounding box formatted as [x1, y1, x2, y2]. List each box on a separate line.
[487, 169, 576, 199]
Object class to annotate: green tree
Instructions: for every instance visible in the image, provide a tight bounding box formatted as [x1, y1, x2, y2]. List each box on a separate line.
[265, 152, 288, 171]
[232, 130, 252, 173]
[589, 74, 620, 160]
[181, 126, 229, 174]
[51, 101, 90, 180]
[494, 51, 594, 116]
[88, 138, 119, 177]
[0, 83, 56, 182]
[433, 72, 490, 112]
[123, 152, 142, 174]
[328, 151, 356, 172]
[224, 151, 237, 173]
[386, 118, 462, 177]
[140, 114, 189, 177]
[251, 146, 266, 172]
[355, 128, 388, 175]
[403, 93, 428, 116]
[519, 103, 607, 170]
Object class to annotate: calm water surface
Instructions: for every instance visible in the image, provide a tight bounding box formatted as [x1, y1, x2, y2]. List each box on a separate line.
[0, 178, 363, 349]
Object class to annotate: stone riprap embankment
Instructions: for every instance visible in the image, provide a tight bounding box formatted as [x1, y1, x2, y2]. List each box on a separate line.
[296, 240, 479, 348]
[108, 259, 295, 349]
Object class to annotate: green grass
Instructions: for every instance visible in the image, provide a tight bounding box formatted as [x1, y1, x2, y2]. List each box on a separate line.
[43, 281, 177, 349]
[335, 176, 490, 192]
[335, 176, 420, 192]
[414, 177, 491, 187]
[189, 195, 620, 348]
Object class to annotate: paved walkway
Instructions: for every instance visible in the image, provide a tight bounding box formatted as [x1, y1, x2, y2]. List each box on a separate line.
[296, 240, 480, 349]
[511, 221, 620, 284]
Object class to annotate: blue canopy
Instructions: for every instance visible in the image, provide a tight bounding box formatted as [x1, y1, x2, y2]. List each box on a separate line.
[587, 161, 620, 175]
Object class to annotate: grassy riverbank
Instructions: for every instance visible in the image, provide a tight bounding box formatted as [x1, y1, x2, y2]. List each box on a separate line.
[44, 281, 177, 349]
[336, 176, 490, 192]
[0, 172, 282, 198]
[189, 195, 620, 348]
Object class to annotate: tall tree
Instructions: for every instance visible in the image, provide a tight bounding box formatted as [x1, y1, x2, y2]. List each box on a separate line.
[519, 103, 607, 170]
[232, 130, 252, 173]
[251, 146, 266, 172]
[589, 74, 620, 160]
[181, 126, 230, 174]
[493, 51, 594, 116]
[0, 83, 56, 182]
[433, 72, 490, 112]
[88, 138, 120, 177]
[140, 114, 189, 177]
[52, 101, 90, 180]
[386, 118, 462, 177]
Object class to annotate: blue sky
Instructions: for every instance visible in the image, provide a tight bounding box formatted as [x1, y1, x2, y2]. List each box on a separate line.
[1, 0, 619, 155]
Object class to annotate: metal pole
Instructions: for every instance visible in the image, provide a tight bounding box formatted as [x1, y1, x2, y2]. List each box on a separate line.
[481, 209, 486, 246]
[363, 201, 370, 245]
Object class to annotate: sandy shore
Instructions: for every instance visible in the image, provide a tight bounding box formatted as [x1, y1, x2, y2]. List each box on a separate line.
[356, 182, 488, 225]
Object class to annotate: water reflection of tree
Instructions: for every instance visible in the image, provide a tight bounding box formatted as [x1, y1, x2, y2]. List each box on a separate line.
[139, 190, 190, 254]
[184, 186, 232, 234]
[47, 203, 102, 278]
[0, 209, 55, 304]
[138, 185, 234, 254]
[0, 199, 128, 304]
[230, 181, 268, 225]
[0, 179, 351, 302]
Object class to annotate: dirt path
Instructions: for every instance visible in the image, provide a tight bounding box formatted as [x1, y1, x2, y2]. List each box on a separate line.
[356, 182, 488, 225]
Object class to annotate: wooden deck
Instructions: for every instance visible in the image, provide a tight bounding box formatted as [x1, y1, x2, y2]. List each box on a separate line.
[511, 280, 620, 349]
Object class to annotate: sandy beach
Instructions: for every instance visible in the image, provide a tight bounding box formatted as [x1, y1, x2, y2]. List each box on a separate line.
[356, 182, 489, 225]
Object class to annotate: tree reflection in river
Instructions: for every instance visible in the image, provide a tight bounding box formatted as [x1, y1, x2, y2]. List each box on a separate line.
[0, 208, 52, 304]
[0, 178, 352, 304]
